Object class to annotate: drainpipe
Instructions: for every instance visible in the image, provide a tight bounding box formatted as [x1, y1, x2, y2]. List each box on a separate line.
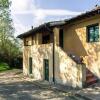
[52, 30, 55, 83]
[45, 24, 55, 83]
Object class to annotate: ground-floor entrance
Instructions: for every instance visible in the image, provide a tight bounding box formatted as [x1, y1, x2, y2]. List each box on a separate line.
[44, 59, 49, 81]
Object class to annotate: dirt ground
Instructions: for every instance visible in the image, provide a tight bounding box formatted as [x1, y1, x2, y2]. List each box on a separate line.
[0, 69, 99, 100]
[0, 69, 75, 100]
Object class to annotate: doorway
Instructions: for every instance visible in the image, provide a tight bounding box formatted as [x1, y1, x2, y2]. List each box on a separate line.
[44, 59, 49, 81]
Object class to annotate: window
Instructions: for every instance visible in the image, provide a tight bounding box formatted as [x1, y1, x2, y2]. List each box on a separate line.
[24, 40, 28, 46]
[29, 57, 32, 74]
[59, 29, 64, 48]
[24, 38, 32, 46]
[87, 24, 99, 42]
[42, 35, 50, 44]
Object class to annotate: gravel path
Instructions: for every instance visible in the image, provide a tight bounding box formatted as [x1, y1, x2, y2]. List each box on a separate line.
[0, 69, 73, 100]
[0, 69, 99, 100]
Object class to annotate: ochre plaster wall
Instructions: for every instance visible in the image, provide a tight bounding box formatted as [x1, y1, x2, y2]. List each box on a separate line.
[23, 15, 100, 88]
[23, 32, 53, 82]
[23, 43, 53, 82]
[53, 28, 84, 88]
[55, 46, 84, 87]
[63, 15, 100, 78]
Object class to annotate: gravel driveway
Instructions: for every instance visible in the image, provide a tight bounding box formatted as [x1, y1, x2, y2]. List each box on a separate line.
[0, 69, 99, 100]
[0, 69, 74, 100]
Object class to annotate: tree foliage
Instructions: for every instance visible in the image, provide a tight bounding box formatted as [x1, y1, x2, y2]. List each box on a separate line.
[0, 0, 22, 67]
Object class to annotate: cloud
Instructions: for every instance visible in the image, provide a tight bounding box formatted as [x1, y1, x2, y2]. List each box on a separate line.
[12, 8, 82, 27]
[12, 9, 82, 16]
[41, 9, 82, 16]
[10, 0, 82, 17]
[11, 14, 29, 37]
[11, 0, 31, 11]
[10, 0, 82, 35]
[10, 0, 37, 35]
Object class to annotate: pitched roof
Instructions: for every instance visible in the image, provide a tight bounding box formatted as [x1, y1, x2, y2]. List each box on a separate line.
[18, 7, 100, 39]
[17, 20, 66, 38]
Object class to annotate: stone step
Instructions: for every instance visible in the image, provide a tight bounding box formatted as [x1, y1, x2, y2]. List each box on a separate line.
[86, 73, 94, 80]
[86, 77, 98, 86]
[86, 73, 93, 77]
[86, 70, 92, 74]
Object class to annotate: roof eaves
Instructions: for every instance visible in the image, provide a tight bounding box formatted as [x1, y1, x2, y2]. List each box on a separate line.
[49, 20, 66, 27]
[65, 8, 100, 23]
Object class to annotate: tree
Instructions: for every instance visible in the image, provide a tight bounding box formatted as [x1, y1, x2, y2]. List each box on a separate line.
[0, 0, 13, 51]
[0, 0, 22, 67]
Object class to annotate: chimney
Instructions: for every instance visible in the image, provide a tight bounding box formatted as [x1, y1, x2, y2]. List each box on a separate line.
[31, 26, 33, 29]
[94, 5, 100, 10]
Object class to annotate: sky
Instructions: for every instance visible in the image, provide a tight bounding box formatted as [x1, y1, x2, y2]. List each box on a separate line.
[10, 0, 100, 36]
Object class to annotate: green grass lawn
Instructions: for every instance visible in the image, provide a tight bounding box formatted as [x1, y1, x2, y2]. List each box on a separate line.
[0, 62, 10, 72]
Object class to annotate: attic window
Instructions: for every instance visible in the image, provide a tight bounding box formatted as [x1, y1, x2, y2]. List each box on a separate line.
[87, 23, 99, 42]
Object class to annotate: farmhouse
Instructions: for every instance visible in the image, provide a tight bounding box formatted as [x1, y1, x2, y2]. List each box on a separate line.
[18, 6, 100, 88]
